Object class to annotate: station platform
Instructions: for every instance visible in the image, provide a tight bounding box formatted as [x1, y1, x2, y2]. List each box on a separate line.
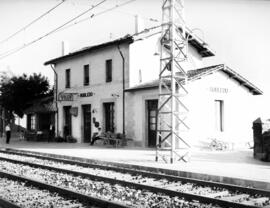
[0, 136, 270, 190]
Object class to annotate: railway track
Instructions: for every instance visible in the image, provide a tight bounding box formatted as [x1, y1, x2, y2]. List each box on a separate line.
[0, 169, 129, 208]
[0, 195, 20, 208]
[0, 148, 269, 208]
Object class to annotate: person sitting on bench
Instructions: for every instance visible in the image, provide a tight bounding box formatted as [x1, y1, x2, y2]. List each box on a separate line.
[90, 127, 102, 145]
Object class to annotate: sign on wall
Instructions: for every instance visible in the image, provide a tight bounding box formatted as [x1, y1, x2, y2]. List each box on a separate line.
[80, 92, 94, 97]
[58, 93, 74, 101]
[209, 87, 229, 93]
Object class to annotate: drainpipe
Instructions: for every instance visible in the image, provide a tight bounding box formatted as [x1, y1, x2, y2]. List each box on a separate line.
[50, 64, 59, 136]
[117, 45, 125, 135]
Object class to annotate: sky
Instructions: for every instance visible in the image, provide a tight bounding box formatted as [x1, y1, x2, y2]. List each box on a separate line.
[0, 0, 269, 117]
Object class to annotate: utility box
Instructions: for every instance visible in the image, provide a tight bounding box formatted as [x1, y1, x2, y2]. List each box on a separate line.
[253, 118, 270, 161]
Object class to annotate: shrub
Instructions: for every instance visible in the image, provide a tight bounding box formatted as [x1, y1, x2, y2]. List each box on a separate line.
[67, 135, 77, 143]
[55, 136, 65, 143]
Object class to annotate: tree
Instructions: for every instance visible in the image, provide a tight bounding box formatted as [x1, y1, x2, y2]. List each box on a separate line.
[0, 73, 51, 118]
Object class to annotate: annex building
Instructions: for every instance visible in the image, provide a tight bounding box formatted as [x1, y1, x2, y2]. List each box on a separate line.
[44, 27, 262, 148]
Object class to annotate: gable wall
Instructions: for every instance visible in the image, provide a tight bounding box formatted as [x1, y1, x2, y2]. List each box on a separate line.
[129, 33, 204, 88]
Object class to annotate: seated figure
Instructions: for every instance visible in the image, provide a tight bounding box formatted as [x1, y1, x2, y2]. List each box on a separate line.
[90, 127, 102, 145]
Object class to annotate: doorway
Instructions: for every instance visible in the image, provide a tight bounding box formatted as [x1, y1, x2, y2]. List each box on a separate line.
[147, 100, 158, 147]
[63, 106, 72, 136]
[103, 102, 115, 132]
[82, 105, 91, 143]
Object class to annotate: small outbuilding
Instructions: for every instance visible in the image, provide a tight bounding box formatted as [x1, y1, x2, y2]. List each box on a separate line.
[125, 64, 262, 148]
[24, 96, 56, 141]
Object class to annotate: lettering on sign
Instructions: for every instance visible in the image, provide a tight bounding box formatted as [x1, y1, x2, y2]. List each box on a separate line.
[209, 87, 228, 93]
[58, 93, 74, 101]
[80, 92, 94, 97]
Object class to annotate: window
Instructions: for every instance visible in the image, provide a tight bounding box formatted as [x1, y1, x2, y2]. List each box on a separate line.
[65, 69, 70, 88]
[214, 100, 224, 132]
[105, 59, 112, 82]
[139, 69, 142, 83]
[30, 114, 36, 130]
[84, 65, 89, 86]
[104, 102, 114, 132]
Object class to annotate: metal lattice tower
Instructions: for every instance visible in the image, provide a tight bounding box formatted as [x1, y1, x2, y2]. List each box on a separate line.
[155, 0, 190, 163]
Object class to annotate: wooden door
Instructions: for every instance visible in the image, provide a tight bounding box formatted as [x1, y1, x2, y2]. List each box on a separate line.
[147, 100, 158, 147]
[82, 105, 91, 143]
[104, 102, 115, 133]
[63, 106, 72, 136]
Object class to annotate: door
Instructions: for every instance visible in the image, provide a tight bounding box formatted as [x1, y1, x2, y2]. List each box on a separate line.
[104, 102, 115, 132]
[63, 106, 72, 136]
[147, 100, 158, 147]
[82, 105, 91, 143]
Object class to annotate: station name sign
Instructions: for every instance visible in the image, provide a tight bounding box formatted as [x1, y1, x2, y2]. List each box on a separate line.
[58, 93, 74, 101]
[209, 87, 228, 93]
[80, 92, 94, 97]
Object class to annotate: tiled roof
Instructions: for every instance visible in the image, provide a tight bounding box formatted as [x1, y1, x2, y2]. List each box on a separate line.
[24, 96, 56, 114]
[125, 64, 262, 95]
[44, 26, 214, 66]
[44, 35, 133, 65]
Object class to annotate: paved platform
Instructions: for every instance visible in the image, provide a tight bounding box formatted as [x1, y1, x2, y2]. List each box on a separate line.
[1, 136, 270, 189]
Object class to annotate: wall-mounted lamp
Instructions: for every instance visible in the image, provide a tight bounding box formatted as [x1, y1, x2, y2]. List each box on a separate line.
[111, 93, 120, 98]
[92, 108, 97, 113]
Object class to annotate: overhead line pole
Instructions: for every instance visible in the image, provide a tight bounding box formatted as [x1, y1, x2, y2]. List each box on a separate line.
[156, 0, 190, 164]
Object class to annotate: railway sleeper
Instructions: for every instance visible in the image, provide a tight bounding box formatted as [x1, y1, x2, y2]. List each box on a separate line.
[0, 157, 263, 208]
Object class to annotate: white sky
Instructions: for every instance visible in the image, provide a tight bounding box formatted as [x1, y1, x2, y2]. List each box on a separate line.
[0, 0, 269, 117]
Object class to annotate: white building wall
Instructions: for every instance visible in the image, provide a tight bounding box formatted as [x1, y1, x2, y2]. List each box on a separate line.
[126, 71, 258, 148]
[125, 89, 158, 146]
[129, 33, 204, 88]
[52, 35, 258, 148]
[55, 44, 129, 142]
[187, 71, 256, 148]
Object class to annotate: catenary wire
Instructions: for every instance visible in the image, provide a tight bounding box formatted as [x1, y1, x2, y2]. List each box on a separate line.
[0, 0, 67, 45]
[50, 0, 137, 33]
[0, 0, 107, 60]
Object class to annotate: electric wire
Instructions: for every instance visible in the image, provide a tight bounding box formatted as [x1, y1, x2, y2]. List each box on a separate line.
[0, 0, 67, 45]
[66, 0, 159, 22]
[57, 0, 137, 32]
[0, 0, 107, 60]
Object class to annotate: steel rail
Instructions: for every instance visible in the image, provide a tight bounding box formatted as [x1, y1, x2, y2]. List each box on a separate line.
[0, 170, 129, 208]
[0, 196, 20, 208]
[0, 155, 261, 208]
[2, 148, 270, 197]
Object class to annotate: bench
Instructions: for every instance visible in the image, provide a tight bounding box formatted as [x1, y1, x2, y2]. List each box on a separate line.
[98, 132, 131, 147]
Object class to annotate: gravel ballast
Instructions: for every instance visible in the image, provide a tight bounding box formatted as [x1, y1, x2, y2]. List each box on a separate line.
[0, 152, 269, 207]
[0, 159, 221, 208]
[0, 176, 94, 208]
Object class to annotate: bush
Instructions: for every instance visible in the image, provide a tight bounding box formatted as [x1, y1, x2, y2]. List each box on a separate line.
[55, 136, 65, 143]
[67, 135, 77, 143]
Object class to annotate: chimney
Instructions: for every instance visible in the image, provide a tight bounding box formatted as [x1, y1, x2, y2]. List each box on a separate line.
[61, 41, 70, 56]
[135, 15, 144, 34]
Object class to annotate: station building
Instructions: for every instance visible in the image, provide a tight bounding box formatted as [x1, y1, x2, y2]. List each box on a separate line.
[44, 28, 262, 148]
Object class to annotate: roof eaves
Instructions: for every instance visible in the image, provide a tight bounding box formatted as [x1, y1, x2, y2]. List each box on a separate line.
[125, 85, 158, 92]
[133, 26, 215, 57]
[125, 64, 262, 96]
[222, 65, 263, 95]
[185, 27, 215, 57]
[188, 64, 224, 81]
[44, 36, 134, 65]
